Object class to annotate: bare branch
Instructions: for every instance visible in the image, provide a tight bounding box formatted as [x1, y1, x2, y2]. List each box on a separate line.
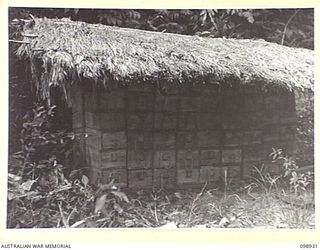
[281, 9, 300, 45]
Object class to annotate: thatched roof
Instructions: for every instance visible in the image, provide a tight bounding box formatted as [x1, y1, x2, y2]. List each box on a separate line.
[16, 17, 314, 100]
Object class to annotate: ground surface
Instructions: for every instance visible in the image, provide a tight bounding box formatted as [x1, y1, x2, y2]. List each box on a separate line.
[84, 186, 315, 229]
[7, 172, 315, 229]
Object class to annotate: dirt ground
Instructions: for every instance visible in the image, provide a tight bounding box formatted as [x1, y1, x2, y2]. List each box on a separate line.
[88, 185, 315, 229]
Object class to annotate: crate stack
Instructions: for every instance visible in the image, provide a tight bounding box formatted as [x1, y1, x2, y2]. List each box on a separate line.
[99, 87, 127, 186]
[153, 86, 180, 189]
[195, 84, 222, 185]
[73, 82, 297, 188]
[242, 86, 265, 178]
[126, 85, 154, 188]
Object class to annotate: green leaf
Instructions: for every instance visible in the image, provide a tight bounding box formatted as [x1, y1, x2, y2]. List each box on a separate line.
[174, 192, 182, 199]
[8, 173, 22, 182]
[113, 203, 123, 214]
[111, 191, 129, 203]
[242, 11, 255, 23]
[94, 194, 107, 213]
[21, 180, 36, 191]
[81, 175, 89, 187]
[7, 191, 15, 201]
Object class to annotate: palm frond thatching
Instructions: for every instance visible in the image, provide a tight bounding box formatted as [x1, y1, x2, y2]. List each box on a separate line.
[16, 17, 314, 100]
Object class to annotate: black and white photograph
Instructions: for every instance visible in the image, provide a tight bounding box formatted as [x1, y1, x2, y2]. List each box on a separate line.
[7, 7, 314, 229]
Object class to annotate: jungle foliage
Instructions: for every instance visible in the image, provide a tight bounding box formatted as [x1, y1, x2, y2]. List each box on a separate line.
[7, 8, 314, 228]
[9, 8, 313, 49]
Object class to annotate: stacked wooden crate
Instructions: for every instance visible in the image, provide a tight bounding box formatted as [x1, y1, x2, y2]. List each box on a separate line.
[73, 82, 297, 188]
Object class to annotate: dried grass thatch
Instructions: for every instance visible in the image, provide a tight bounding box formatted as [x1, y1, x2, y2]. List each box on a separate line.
[16, 17, 314, 100]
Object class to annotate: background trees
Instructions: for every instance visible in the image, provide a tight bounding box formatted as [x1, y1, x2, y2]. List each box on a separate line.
[9, 8, 314, 48]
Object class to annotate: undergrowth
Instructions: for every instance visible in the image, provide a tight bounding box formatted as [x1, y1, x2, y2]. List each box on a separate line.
[7, 105, 314, 228]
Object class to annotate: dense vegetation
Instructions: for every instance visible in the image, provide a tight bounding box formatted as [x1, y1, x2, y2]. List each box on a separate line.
[9, 8, 314, 49]
[8, 8, 314, 228]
